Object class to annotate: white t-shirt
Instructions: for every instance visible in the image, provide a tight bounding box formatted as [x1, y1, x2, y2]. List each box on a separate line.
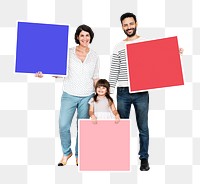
[88, 96, 115, 119]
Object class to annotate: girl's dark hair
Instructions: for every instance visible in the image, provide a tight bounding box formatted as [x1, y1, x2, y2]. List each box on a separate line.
[93, 79, 113, 106]
[74, 24, 94, 44]
[120, 12, 137, 24]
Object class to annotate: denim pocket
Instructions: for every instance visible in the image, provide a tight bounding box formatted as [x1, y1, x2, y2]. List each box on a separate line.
[117, 87, 129, 94]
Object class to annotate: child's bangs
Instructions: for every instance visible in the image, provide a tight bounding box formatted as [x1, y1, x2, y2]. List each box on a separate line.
[96, 83, 107, 88]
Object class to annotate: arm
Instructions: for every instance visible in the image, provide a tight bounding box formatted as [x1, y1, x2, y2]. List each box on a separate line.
[89, 104, 97, 124]
[110, 102, 120, 123]
[93, 79, 99, 87]
[93, 56, 100, 87]
[35, 71, 62, 78]
[109, 51, 120, 94]
[52, 76, 63, 78]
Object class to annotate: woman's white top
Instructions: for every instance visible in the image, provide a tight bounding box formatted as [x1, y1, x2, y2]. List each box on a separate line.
[63, 47, 100, 97]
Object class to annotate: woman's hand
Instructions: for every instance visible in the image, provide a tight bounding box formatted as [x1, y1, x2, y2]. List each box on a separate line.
[35, 71, 43, 78]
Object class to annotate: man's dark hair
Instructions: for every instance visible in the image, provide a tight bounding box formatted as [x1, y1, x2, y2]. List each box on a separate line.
[120, 12, 137, 24]
[74, 24, 94, 44]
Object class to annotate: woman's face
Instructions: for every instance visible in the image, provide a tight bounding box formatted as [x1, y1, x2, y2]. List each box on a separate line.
[77, 30, 91, 47]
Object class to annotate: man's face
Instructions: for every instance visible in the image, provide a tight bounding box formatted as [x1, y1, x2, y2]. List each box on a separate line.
[122, 17, 137, 37]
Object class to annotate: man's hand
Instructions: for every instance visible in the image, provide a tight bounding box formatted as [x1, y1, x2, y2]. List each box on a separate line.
[179, 48, 184, 55]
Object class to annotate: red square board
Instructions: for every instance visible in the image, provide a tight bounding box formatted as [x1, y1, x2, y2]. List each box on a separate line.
[126, 36, 184, 92]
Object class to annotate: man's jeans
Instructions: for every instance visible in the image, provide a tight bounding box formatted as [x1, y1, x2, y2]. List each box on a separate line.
[59, 92, 93, 158]
[117, 87, 149, 159]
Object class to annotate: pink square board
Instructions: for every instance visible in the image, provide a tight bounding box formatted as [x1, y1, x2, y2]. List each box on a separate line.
[79, 119, 130, 171]
[126, 36, 184, 92]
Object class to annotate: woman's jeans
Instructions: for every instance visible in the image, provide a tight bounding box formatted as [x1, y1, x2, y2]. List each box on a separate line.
[59, 92, 93, 158]
[117, 87, 149, 160]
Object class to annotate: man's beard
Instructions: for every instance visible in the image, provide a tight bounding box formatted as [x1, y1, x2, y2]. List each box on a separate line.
[124, 27, 137, 37]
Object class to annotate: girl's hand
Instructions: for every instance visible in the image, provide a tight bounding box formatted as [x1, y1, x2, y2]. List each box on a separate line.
[91, 115, 97, 124]
[115, 114, 120, 124]
[35, 71, 43, 78]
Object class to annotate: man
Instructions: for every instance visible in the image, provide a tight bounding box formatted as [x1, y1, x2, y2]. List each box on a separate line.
[109, 12, 150, 171]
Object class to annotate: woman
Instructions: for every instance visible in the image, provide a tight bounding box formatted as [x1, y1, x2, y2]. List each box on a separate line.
[36, 24, 99, 166]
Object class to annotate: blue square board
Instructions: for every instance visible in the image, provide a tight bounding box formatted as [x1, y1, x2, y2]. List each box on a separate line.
[15, 22, 69, 75]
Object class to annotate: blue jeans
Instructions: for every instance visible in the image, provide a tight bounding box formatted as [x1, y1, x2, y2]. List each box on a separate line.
[117, 87, 149, 160]
[59, 92, 93, 158]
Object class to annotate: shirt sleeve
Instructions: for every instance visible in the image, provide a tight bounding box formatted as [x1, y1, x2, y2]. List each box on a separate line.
[92, 55, 100, 80]
[88, 97, 94, 105]
[109, 48, 120, 94]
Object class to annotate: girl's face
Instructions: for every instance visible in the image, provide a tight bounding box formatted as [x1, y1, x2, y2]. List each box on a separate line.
[77, 30, 91, 47]
[96, 86, 107, 96]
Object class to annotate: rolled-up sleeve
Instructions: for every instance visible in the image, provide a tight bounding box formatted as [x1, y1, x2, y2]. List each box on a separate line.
[93, 55, 100, 80]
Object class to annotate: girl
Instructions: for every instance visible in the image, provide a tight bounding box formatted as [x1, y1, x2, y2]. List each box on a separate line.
[89, 79, 120, 123]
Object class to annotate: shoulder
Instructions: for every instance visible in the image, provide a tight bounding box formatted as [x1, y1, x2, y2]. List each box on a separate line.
[113, 41, 126, 54]
[68, 47, 75, 55]
[130, 36, 147, 43]
[89, 48, 99, 57]
[88, 48, 100, 62]
[88, 97, 95, 104]
[69, 47, 75, 51]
